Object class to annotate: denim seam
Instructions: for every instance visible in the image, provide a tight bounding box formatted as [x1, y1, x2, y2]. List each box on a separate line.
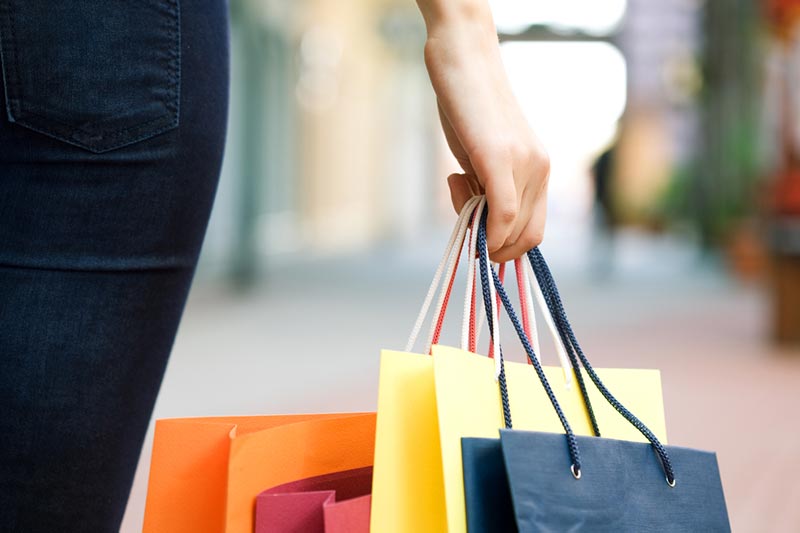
[13, 106, 176, 139]
[172, 0, 181, 125]
[0, 4, 12, 122]
[0, 257, 196, 274]
[0, 0, 23, 118]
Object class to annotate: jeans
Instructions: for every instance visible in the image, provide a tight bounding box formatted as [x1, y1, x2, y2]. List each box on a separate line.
[0, 1, 230, 531]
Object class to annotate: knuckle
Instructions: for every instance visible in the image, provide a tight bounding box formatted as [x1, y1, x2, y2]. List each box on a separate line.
[529, 143, 550, 176]
[496, 205, 518, 224]
[523, 227, 544, 248]
[538, 148, 551, 177]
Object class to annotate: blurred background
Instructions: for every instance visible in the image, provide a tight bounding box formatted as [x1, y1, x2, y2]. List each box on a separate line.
[123, 0, 800, 531]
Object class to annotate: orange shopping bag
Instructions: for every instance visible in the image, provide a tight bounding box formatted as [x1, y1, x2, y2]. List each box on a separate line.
[142, 412, 375, 533]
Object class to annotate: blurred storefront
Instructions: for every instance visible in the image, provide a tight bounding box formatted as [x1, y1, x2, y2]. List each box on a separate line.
[201, 0, 438, 284]
[195, 0, 800, 345]
[200, 0, 709, 280]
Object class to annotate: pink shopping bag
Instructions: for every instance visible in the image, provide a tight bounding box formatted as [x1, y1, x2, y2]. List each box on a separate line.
[255, 467, 371, 533]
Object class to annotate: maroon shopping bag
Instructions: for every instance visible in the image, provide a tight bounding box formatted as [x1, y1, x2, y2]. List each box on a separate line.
[255, 467, 371, 533]
[323, 494, 370, 533]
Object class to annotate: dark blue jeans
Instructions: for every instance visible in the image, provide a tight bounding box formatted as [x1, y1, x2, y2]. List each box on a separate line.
[0, 1, 230, 531]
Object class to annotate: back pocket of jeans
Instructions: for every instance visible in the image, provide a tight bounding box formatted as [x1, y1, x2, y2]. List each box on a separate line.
[0, 0, 180, 153]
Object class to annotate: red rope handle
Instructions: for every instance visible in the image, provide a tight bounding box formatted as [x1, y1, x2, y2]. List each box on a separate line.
[431, 209, 534, 358]
[468, 271, 477, 353]
[429, 245, 462, 352]
[515, 257, 533, 365]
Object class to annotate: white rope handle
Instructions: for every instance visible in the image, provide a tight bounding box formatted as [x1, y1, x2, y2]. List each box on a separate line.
[404, 192, 570, 391]
[405, 195, 480, 353]
[521, 259, 542, 364]
[454, 195, 503, 378]
[460, 197, 570, 385]
[460, 196, 486, 350]
[461, 199, 544, 356]
[422, 196, 480, 352]
[524, 256, 574, 388]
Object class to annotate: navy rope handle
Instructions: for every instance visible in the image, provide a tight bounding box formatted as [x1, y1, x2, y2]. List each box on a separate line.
[476, 225, 513, 430]
[477, 210, 582, 475]
[527, 248, 677, 484]
[533, 264, 601, 437]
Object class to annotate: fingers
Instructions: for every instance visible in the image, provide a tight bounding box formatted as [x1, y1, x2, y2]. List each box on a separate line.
[470, 146, 518, 254]
[490, 190, 547, 263]
[467, 141, 549, 262]
[506, 184, 536, 245]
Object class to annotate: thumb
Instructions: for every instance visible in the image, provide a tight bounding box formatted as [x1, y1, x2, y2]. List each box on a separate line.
[447, 173, 479, 214]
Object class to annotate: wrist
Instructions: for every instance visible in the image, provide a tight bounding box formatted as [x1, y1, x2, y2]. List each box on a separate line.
[417, 0, 496, 38]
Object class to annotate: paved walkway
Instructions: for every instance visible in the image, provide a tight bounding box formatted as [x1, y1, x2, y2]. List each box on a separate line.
[121, 231, 800, 532]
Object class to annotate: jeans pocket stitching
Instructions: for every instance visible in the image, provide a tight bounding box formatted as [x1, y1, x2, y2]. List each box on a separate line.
[0, 0, 181, 153]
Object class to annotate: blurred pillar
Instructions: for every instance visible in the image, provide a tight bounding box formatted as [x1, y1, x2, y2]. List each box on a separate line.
[767, 19, 800, 344]
[226, 0, 297, 286]
[378, 6, 434, 243]
[230, 3, 266, 287]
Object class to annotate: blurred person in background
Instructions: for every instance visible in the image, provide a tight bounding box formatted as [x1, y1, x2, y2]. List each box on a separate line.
[0, 0, 547, 531]
[591, 141, 619, 276]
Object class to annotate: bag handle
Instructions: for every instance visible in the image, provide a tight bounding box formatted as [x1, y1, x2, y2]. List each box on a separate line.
[526, 250, 600, 436]
[461, 201, 527, 355]
[476, 210, 676, 486]
[405, 196, 480, 353]
[407, 196, 537, 355]
[464, 208, 573, 388]
[515, 257, 539, 363]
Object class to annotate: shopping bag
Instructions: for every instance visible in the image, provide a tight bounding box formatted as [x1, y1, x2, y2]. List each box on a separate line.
[322, 494, 370, 533]
[468, 214, 730, 532]
[461, 437, 518, 533]
[371, 196, 668, 533]
[254, 467, 372, 533]
[500, 430, 729, 532]
[255, 493, 370, 533]
[143, 412, 375, 533]
[256, 492, 332, 532]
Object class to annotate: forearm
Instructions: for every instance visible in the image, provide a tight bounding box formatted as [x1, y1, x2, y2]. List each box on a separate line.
[414, 0, 550, 260]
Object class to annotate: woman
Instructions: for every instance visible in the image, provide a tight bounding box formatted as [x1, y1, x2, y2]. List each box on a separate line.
[0, 0, 549, 530]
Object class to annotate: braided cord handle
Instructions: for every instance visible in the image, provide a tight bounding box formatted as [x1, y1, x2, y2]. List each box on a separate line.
[477, 210, 676, 485]
[528, 248, 676, 484]
[523, 254, 600, 436]
[476, 211, 512, 428]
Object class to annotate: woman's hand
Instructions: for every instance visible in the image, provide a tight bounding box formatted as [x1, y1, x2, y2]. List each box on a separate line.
[416, 0, 550, 262]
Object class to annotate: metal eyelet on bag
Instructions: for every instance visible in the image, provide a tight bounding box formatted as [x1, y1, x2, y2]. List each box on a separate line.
[571, 464, 581, 480]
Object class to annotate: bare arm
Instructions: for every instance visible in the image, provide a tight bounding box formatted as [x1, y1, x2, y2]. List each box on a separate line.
[416, 0, 550, 262]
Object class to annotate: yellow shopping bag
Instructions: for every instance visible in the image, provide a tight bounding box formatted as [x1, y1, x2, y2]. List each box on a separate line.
[370, 351, 448, 532]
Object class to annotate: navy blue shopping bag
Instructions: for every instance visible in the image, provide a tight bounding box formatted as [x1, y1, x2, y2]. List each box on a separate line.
[461, 437, 517, 533]
[461, 209, 730, 533]
[499, 430, 729, 532]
